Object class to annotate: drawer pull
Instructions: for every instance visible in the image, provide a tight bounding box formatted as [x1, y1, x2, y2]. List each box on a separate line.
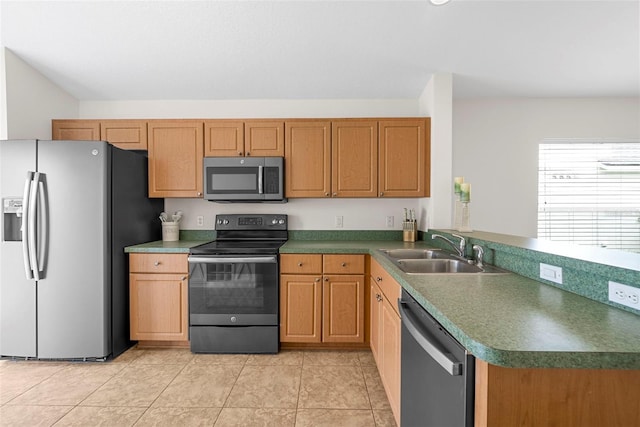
[341, 262, 346, 267]
[298, 262, 303, 267]
[376, 276, 382, 282]
[154, 261, 161, 266]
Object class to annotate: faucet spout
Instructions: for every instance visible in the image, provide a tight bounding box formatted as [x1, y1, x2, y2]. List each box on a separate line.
[431, 233, 466, 257]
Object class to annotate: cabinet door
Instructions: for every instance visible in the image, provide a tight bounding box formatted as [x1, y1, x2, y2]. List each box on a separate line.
[381, 295, 401, 425]
[100, 120, 147, 150]
[130, 273, 188, 341]
[370, 278, 383, 365]
[332, 120, 378, 197]
[204, 120, 244, 157]
[245, 120, 284, 157]
[52, 120, 100, 141]
[379, 119, 430, 197]
[280, 274, 322, 342]
[285, 120, 331, 198]
[148, 120, 204, 198]
[322, 274, 365, 343]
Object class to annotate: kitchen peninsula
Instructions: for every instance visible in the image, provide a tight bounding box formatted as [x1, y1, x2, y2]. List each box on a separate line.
[128, 230, 640, 426]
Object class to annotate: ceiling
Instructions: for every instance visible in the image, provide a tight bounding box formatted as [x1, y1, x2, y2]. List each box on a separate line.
[1, 0, 638, 100]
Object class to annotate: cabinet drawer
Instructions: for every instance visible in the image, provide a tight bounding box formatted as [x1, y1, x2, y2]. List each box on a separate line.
[129, 253, 188, 274]
[370, 258, 401, 314]
[323, 254, 365, 274]
[280, 254, 323, 274]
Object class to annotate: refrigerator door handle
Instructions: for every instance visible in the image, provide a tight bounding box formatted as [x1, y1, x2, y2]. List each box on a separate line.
[21, 172, 34, 280]
[27, 172, 41, 281]
[37, 177, 48, 276]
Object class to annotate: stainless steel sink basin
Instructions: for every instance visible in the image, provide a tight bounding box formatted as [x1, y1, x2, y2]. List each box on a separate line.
[379, 248, 454, 260]
[377, 248, 510, 275]
[397, 259, 483, 274]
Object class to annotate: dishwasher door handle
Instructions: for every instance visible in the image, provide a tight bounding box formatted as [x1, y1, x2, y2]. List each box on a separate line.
[398, 299, 462, 376]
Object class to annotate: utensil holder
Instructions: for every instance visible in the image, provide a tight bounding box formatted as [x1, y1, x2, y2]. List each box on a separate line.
[403, 220, 417, 242]
[162, 222, 179, 241]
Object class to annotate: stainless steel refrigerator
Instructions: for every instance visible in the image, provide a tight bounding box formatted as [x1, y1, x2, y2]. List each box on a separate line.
[0, 139, 162, 360]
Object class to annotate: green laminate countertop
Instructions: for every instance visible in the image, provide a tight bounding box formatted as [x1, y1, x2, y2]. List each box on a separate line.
[281, 240, 640, 370]
[125, 240, 211, 253]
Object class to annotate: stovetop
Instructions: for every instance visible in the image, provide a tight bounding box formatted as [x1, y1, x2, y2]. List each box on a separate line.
[190, 213, 288, 255]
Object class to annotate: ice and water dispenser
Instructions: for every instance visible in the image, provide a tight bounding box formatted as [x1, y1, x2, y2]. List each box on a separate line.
[3, 198, 23, 242]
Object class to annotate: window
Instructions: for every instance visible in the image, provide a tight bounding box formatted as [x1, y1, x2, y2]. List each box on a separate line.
[538, 139, 640, 254]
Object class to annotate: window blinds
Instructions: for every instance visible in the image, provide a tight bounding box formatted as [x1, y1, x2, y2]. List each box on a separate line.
[537, 140, 640, 253]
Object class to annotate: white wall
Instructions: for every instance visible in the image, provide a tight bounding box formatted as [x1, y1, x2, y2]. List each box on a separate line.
[418, 73, 452, 231]
[3, 49, 78, 139]
[453, 97, 640, 237]
[81, 96, 439, 231]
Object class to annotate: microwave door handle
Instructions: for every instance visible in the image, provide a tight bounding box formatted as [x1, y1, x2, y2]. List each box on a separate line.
[258, 165, 264, 194]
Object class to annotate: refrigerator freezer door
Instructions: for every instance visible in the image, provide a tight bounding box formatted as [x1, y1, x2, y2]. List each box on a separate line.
[0, 140, 38, 358]
[36, 140, 110, 359]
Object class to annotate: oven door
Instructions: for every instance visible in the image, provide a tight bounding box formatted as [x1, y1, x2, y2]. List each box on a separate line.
[187, 255, 279, 326]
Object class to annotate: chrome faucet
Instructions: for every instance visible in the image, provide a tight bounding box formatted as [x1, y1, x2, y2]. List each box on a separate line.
[472, 244, 484, 268]
[431, 233, 466, 258]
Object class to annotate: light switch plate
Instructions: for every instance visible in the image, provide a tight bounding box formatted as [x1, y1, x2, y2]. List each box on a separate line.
[540, 263, 563, 284]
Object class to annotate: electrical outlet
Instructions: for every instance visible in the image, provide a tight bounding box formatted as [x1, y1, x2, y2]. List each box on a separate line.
[335, 215, 343, 228]
[386, 216, 394, 228]
[609, 281, 640, 310]
[196, 215, 204, 227]
[539, 263, 563, 284]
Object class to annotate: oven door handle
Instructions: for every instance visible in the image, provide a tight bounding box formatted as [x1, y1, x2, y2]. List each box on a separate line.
[188, 256, 277, 264]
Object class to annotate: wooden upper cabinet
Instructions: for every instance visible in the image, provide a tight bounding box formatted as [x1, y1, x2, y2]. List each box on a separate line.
[52, 120, 100, 141]
[332, 120, 377, 198]
[204, 120, 244, 156]
[147, 120, 204, 198]
[204, 120, 283, 157]
[100, 120, 147, 150]
[379, 118, 430, 197]
[285, 120, 332, 198]
[52, 119, 147, 150]
[245, 120, 285, 157]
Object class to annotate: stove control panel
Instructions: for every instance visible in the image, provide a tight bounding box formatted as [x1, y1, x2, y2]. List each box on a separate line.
[215, 214, 288, 231]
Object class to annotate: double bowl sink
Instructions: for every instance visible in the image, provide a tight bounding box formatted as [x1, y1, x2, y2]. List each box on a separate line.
[378, 248, 509, 275]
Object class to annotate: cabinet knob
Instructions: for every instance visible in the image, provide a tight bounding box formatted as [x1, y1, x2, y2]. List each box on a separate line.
[246, 152, 250, 156]
[238, 151, 242, 156]
[315, 277, 321, 282]
[154, 261, 161, 266]
[325, 192, 330, 197]
[197, 192, 202, 196]
[376, 294, 383, 302]
[380, 192, 384, 196]
[332, 192, 337, 197]
[376, 276, 382, 282]
[298, 262, 303, 267]
[324, 277, 329, 282]
[182, 276, 187, 281]
[341, 262, 346, 267]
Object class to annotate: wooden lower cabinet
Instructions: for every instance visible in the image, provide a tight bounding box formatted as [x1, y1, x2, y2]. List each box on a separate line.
[129, 253, 189, 344]
[475, 360, 640, 427]
[280, 254, 365, 344]
[370, 258, 401, 426]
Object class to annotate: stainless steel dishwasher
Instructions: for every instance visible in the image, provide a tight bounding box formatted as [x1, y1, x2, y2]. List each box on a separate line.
[398, 289, 475, 427]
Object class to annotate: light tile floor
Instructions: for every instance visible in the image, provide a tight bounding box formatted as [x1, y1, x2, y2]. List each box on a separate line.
[0, 347, 397, 426]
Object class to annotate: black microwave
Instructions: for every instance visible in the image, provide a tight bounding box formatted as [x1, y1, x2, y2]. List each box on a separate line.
[203, 157, 286, 202]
